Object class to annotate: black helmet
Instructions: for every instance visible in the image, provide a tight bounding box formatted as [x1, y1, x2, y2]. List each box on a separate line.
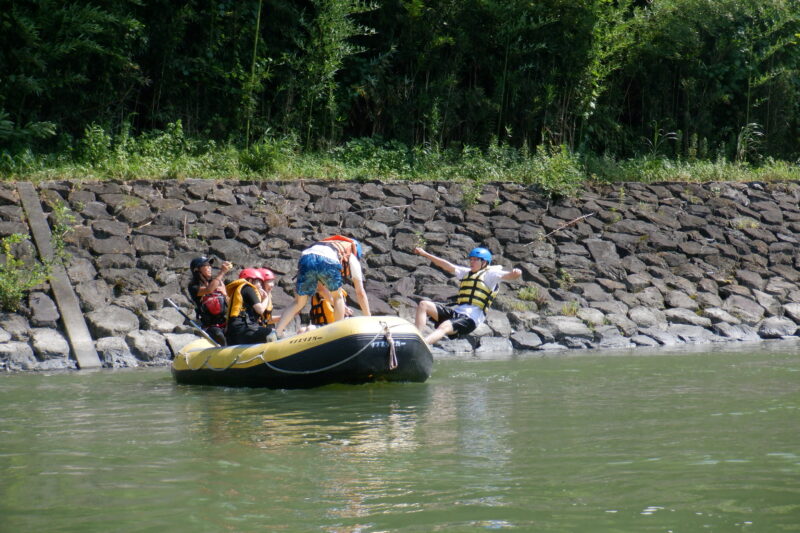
[190, 256, 212, 270]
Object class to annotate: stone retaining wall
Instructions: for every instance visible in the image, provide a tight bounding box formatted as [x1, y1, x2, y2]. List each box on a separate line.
[2, 179, 800, 371]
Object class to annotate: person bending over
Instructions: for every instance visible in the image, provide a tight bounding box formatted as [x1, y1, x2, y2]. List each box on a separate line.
[414, 246, 522, 345]
[275, 235, 370, 336]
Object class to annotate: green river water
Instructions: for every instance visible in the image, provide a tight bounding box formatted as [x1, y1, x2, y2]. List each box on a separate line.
[1, 341, 799, 532]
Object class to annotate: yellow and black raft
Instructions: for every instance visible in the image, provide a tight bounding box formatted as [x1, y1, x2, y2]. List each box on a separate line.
[172, 316, 433, 389]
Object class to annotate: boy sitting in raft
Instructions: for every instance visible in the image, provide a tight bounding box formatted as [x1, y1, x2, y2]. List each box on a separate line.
[413, 246, 522, 345]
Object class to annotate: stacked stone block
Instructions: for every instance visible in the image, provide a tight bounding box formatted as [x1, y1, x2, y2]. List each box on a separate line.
[1, 179, 799, 370]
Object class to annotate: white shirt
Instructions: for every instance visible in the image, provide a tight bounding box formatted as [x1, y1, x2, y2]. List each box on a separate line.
[302, 243, 363, 282]
[451, 265, 504, 326]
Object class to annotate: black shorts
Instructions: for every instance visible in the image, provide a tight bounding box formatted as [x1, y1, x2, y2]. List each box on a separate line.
[433, 303, 477, 338]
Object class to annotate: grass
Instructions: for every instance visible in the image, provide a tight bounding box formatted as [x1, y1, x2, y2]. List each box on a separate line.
[518, 285, 548, 305]
[2, 122, 799, 195]
[584, 152, 800, 184]
[561, 301, 580, 316]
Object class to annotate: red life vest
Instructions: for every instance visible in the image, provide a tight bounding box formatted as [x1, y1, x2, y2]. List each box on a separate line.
[198, 290, 227, 327]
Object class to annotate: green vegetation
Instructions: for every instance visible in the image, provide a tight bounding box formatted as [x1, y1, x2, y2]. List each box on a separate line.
[731, 217, 761, 230]
[4, 124, 798, 195]
[0, 201, 74, 311]
[561, 301, 580, 317]
[0, 234, 51, 312]
[1, 1, 798, 186]
[557, 269, 575, 290]
[518, 285, 549, 306]
[48, 200, 77, 264]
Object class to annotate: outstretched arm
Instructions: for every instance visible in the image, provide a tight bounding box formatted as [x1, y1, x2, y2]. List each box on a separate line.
[501, 267, 523, 281]
[413, 247, 458, 275]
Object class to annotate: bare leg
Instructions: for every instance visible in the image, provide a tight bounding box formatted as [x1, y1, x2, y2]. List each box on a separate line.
[424, 319, 456, 345]
[415, 300, 438, 331]
[275, 294, 309, 335]
[317, 284, 333, 301]
[331, 289, 346, 322]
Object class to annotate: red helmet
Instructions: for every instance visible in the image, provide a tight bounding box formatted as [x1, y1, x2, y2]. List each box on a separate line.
[239, 268, 264, 281]
[259, 268, 276, 281]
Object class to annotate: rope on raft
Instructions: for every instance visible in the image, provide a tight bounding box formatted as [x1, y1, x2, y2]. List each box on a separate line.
[384, 323, 398, 370]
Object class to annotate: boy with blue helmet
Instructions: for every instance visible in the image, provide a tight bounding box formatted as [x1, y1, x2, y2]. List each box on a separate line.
[413, 246, 522, 345]
[468, 247, 493, 263]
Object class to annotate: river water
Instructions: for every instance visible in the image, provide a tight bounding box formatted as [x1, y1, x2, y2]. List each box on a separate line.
[2, 341, 799, 532]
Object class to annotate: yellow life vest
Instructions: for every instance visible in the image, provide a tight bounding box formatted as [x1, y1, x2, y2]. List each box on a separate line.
[260, 292, 273, 324]
[309, 289, 347, 325]
[226, 279, 262, 321]
[456, 268, 498, 311]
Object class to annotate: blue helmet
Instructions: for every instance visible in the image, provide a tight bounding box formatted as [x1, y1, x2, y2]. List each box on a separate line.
[468, 247, 492, 264]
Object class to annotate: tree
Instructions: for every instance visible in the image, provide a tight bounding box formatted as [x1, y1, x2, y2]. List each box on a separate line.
[289, 0, 376, 146]
[0, 0, 145, 141]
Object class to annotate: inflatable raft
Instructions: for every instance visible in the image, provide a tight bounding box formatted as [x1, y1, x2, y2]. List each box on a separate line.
[172, 316, 433, 389]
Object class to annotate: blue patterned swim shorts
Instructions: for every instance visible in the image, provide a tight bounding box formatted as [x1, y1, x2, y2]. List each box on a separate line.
[296, 253, 343, 296]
